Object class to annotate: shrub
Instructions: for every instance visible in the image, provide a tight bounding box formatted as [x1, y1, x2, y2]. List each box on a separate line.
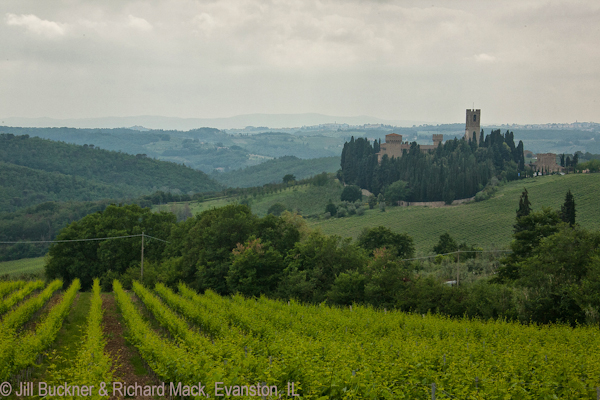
[368, 195, 377, 209]
[325, 202, 337, 215]
[267, 203, 287, 216]
[341, 185, 363, 203]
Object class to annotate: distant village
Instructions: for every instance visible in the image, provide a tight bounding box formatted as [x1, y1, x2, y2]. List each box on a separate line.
[375, 109, 568, 174]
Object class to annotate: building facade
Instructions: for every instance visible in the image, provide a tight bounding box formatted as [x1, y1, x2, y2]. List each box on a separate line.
[377, 133, 443, 162]
[465, 109, 481, 144]
[533, 153, 562, 173]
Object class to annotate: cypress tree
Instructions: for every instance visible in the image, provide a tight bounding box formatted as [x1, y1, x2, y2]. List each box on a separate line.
[517, 141, 525, 171]
[514, 188, 532, 232]
[560, 189, 576, 226]
[517, 188, 531, 219]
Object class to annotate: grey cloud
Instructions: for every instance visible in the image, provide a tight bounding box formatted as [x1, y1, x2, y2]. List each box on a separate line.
[0, 0, 598, 124]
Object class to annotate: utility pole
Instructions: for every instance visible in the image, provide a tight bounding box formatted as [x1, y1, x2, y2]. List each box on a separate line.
[141, 232, 144, 281]
[456, 251, 460, 286]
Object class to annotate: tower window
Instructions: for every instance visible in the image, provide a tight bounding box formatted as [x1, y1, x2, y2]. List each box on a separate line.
[473, 115, 477, 122]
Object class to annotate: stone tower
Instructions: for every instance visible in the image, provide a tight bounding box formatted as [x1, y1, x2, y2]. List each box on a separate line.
[465, 109, 481, 144]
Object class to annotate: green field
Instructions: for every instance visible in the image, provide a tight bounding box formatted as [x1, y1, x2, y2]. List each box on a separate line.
[212, 156, 340, 188]
[311, 173, 600, 254]
[0, 257, 45, 276]
[161, 181, 345, 218]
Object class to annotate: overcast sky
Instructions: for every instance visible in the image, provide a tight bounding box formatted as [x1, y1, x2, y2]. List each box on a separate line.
[1, 0, 599, 125]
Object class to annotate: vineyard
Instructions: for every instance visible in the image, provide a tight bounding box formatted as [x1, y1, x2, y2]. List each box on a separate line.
[0, 279, 599, 399]
[312, 173, 600, 253]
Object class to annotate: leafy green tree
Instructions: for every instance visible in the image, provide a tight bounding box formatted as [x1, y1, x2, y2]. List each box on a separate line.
[383, 180, 410, 205]
[163, 204, 259, 294]
[325, 202, 337, 216]
[226, 238, 284, 296]
[340, 185, 362, 203]
[166, 205, 302, 294]
[327, 270, 366, 305]
[516, 224, 600, 325]
[433, 233, 458, 255]
[45, 204, 175, 290]
[357, 226, 415, 259]
[494, 208, 562, 282]
[367, 194, 377, 209]
[283, 174, 296, 184]
[312, 172, 328, 186]
[512, 208, 562, 260]
[560, 189, 576, 226]
[363, 248, 411, 309]
[377, 193, 386, 211]
[267, 203, 287, 216]
[255, 214, 302, 255]
[278, 232, 368, 303]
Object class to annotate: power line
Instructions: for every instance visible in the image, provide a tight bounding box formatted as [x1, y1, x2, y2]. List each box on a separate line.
[143, 234, 169, 243]
[0, 233, 169, 244]
[399, 249, 512, 263]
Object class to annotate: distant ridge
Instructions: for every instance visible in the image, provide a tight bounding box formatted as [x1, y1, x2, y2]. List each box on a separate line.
[0, 114, 428, 130]
[0, 134, 222, 213]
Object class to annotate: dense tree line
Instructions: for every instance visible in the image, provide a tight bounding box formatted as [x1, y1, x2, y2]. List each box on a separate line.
[0, 171, 336, 261]
[45, 189, 600, 326]
[0, 200, 116, 261]
[340, 130, 525, 203]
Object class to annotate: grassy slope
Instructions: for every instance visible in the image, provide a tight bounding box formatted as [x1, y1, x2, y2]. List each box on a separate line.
[177, 182, 345, 217]
[310, 173, 600, 254]
[213, 156, 340, 188]
[0, 256, 45, 276]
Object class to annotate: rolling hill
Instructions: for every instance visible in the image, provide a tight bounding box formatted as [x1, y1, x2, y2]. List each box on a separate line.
[310, 173, 600, 254]
[0, 133, 221, 212]
[212, 156, 340, 188]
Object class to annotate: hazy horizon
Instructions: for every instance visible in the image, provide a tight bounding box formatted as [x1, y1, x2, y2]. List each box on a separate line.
[1, 112, 597, 131]
[2, 1, 599, 125]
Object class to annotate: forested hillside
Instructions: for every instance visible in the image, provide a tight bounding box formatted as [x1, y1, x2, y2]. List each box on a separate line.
[0, 162, 145, 213]
[0, 133, 221, 261]
[0, 133, 222, 206]
[0, 200, 118, 261]
[0, 126, 172, 154]
[212, 156, 340, 188]
[341, 129, 524, 203]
